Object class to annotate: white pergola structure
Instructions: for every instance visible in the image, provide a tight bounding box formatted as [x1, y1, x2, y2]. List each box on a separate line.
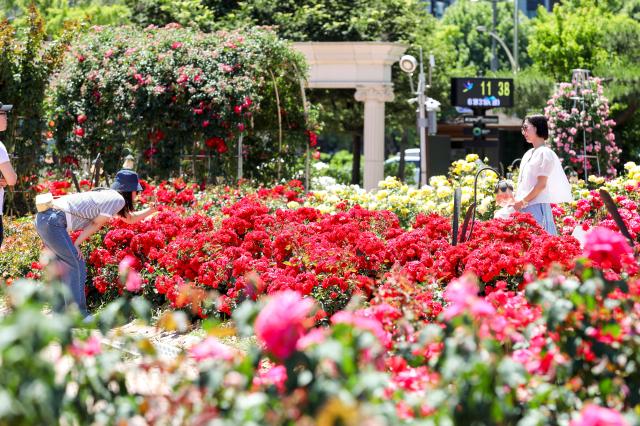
[292, 42, 408, 191]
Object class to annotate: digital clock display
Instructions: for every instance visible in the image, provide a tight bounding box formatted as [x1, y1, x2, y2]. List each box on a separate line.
[451, 77, 514, 108]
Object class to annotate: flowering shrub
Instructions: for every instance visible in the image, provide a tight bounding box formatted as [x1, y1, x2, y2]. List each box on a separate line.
[49, 24, 311, 182]
[363, 232, 640, 423]
[85, 197, 403, 315]
[555, 163, 640, 264]
[306, 153, 499, 228]
[545, 77, 620, 177]
[526, 260, 640, 413]
[0, 217, 42, 284]
[80, 191, 580, 317]
[3, 213, 640, 424]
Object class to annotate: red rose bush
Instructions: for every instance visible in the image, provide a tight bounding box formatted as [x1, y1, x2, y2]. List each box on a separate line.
[78, 182, 581, 317]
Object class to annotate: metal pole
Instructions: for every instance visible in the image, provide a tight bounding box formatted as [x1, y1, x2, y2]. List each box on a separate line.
[418, 48, 429, 187]
[513, 0, 519, 71]
[488, 31, 518, 73]
[298, 77, 311, 192]
[582, 98, 588, 182]
[237, 133, 243, 181]
[491, 0, 498, 71]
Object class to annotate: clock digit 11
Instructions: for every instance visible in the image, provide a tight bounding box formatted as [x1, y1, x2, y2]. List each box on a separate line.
[481, 81, 492, 96]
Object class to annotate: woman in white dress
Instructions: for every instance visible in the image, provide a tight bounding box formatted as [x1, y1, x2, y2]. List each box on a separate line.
[514, 115, 573, 235]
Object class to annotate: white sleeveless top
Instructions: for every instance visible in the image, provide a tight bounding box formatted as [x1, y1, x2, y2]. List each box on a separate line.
[516, 145, 572, 204]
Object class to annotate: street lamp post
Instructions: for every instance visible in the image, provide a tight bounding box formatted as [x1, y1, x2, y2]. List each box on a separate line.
[476, 26, 518, 73]
[472, 0, 519, 72]
[491, 0, 498, 71]
[399, 50, 435, 188]
[513, 0, 519, 72]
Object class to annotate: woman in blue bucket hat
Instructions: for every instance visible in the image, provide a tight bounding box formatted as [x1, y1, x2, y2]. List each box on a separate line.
[35, 170, 158, 321]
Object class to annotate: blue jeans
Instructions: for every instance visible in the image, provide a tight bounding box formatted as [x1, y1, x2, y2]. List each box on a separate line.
[522, 203, 558, 235]
[35, 209, 88, 316]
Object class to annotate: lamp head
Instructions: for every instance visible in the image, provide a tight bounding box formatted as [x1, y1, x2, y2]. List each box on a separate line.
[399, 55, 418, 74]
[476, 25, 487, 32]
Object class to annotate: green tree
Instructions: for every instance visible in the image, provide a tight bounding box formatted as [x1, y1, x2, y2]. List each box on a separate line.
[218, 0, 428, 42]
[125, 0, 214, 31]
[528, 0, 640, 81]
[0, 0, 130, 34]
[440, 0, 530, 74]
[528, 0, 640, 165]
[498, 68, 555, 118]
[217, 0, 436, 185]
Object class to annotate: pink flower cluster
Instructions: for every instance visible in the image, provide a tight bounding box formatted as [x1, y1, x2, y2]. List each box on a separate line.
[545, 78, 621, 177]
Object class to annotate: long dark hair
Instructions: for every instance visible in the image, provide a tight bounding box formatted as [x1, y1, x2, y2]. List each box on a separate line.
[117, 191, 134, 217]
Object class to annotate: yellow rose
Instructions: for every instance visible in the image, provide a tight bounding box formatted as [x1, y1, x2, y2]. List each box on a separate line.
[436, 186, 453, 199]
[476, 197, 492, 215]
[376, 190, 389, 200]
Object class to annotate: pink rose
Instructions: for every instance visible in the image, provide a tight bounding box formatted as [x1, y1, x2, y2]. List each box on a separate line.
[332, 309, 391, 348]
[220, 64, 233, 73]
[569, 405, 628, 426]
[584, 227, 632, 271]
[252, 364, 287, 394]
[118, 255, 136, 276]
[125, 270, 142, 292]
[254, 291, 314, 359]
[442, 274, 495, 321]
[189, 337, 235, 362]
[296, 327, 328, 351]
[69, 335, 102, 358]
[119, 255, 143, 292]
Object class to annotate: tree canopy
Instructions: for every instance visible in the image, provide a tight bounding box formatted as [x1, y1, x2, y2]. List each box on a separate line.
[440, 0, 531, 74]
[0, 0, 130, 34]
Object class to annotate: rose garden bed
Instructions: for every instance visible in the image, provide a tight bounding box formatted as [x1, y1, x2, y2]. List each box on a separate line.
[2, 158, 640, 424]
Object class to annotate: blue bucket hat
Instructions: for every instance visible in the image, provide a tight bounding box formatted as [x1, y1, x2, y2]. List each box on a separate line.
[111, 169, 143, 192]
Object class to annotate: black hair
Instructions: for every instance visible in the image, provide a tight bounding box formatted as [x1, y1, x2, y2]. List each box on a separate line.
[524, 114, 549, 139]
[117, 191, 135, 217]
[494, 180, 514, 193]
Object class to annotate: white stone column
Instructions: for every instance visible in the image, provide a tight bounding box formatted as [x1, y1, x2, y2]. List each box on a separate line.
[355, 84, 394, 191]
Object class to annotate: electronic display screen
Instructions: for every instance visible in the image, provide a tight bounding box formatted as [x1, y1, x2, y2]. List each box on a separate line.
[451, 77, 514, 108]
